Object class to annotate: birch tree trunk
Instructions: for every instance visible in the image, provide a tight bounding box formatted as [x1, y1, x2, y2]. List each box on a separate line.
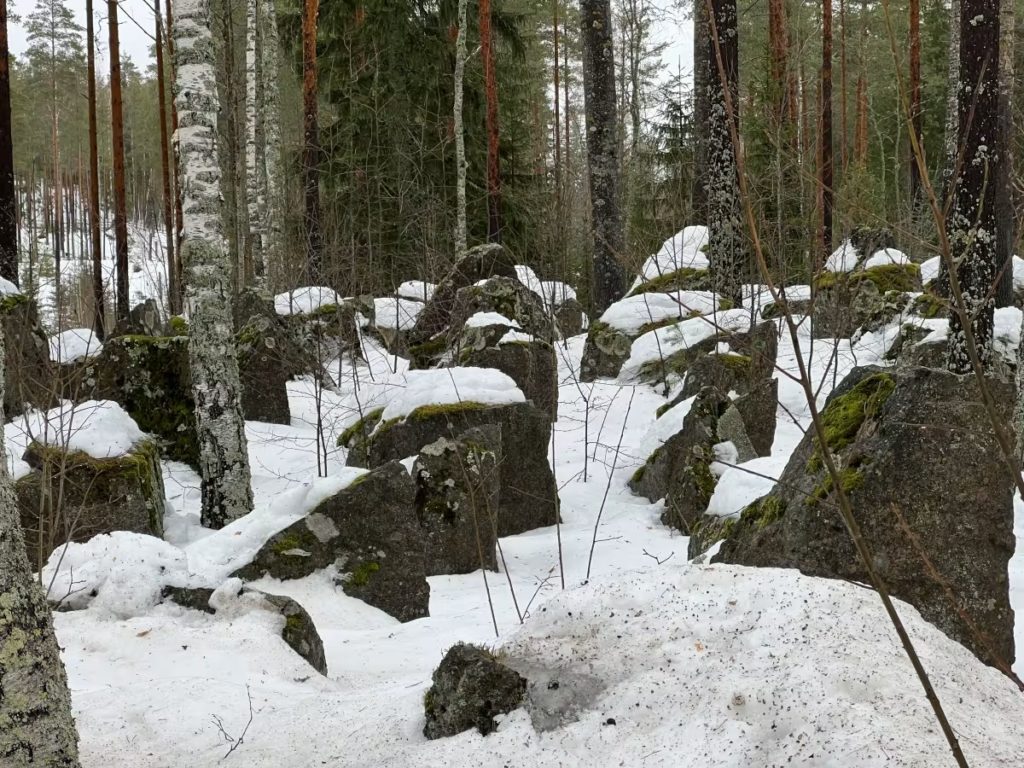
[0, 322, 81, 765]
[704, 0, 745, 306]
[173, 0, 254, 528]
[581, 0, 626, 313]
[453, 0, 469, 254]
[945, 0, 999, 373]
[245, 0, 266, 280]
[260, 0, 283, 283]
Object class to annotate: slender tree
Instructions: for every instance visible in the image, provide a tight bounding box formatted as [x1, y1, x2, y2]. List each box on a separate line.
[691, 0, 709, 223]
[302, 0, 323, 282]
[0, 1, 16, 286]
[172, 0, 254, 528]
[820, 0, 833, 255]
[581, 0, 626, 312]
[259, 0, 283, 283]
[246, 0, 266, 281]
[908, 0, 922, 200]
[155, 4, 178, 315]
[480, 0, 503, 241]
[0, 321, 81, 764]
[86, 0, 103, 336]
[453, 0, 469, 253]
[166, 0, 185, 296]
[108, 0, 129, 324]
[704, 0, 744, 306]
[946, 0, 1000, 373]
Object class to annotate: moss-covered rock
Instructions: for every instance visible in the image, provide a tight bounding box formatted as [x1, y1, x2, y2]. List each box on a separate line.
[715, 365, 1016, 669]
[812, 264, 920, 338]
[461, 337, 558, 421]
[414, 427, 501, 575]
[349, 401, 559, 538]
[423, 643, 527, 739]
[234, 462, 429, 622]
[16, 439, 165, 569]
[446, 276, 554, 345]
[337, 407, 385, 464]
[627, 267, 712, 297]
[580, 321, 634, 382]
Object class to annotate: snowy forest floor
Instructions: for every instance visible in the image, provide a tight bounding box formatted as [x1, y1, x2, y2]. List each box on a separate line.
[39, 321, 1024, 767]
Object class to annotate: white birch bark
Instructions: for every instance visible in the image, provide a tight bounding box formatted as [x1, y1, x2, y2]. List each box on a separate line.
[245, 0, 265, 279]
[260, 0, 284, 281]
[173, 0, 254, 528]
[0, 316, 81, 767]
[453, 0, 468, 254]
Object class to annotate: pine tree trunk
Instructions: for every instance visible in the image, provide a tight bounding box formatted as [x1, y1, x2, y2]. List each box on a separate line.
[0, 5, 15, 287]
[839, 0, 849, 173]
[691, 0, 709, 224]
[946, 0, 999, 373]
[172, 0, 255, 528]
[552, 0, 561, 214]
[909, 0, 922, 200]
[87, 0, 104, 337]
[704, 0, 744, 306]
[453, 0, 469, 253]
[0, 319, 81, 765]
[109, 0, 130, 325]
[480, 0, 503, 242]
[156, 6, 179, 315]
[994, 0, 1014, 307]
[302, 0, 323, 283]
[820, 0, 834, 256]
[581, 0, 626, 313]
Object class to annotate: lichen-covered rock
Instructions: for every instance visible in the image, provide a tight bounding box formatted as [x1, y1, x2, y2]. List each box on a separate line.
[0, 293, 55, 417]
[580, 321, 633, 382]
[91, 335, 198, 466]
[414, 427, 501, 575]
[849, 225, 896, 262]
[554, 298, 585, 338]
[16, 440, 165, 569]
[447, 277, 554, 344]
[813, 264, 920, 337]
[234, 462, 429, 622]
[715, 366, 1016, 668]
[412, 244, 518, 343]
[423, 643, 527, 739]
[249, 590, 328, 676]
[627, 266, 712, 296]
[113, 298, 164, 338]
[731, 379, 779, 457]
[348, 401, 559, 537]
[236, 315, 291, 425]
[460, 337, 559, 422]
[629, 388, 727, 534]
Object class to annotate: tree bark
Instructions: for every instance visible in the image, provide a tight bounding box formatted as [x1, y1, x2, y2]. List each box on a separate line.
[909, 0, 922, 200]
[480, 0, 503, 242]
[946, 0, 999, 373]
[691, 0, 709, 224]
[994, 0, 1014, 307]
[704, 0, 744, 306]
[260, 0, 283, 285]
[0, 319, 81, 765]
[581, 0, 626, 313]
[821, 0, 834, 256]
[245, 0, 266, 281]
[109, 0, 130, 325]
[155, 6, 178, 316]
[941, 0, 961, 202]
[0, 5, 15, 287]
[302, 0, 323, 283]
[453, 0, 469, 253]
[87, 0, 103, 337]
[172, 0, 255, 528]
[166, 0, 185, 303]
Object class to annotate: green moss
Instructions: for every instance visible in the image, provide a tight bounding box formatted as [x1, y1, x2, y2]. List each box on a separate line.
[409, 334, 449, 367]
[806, 467, 865, 507]
[272, 530, 317, 555]
[337, 408, 384, 449]
[167, 316, 189, 336]
[815, 264, 921, 294]
[0, 292, 28, 313]
[717, 297, 736, 311]
[407, 401, 488, 421]
[308, 303, 341, 318]
[636, 317, 683, 337]
[347, 560, 380, 587]
[741, 495, 786, 530]
[810, 372, 895, 466]
[628, 267, 710, 296]
[913, 291, 947, 319]
[285, 614, 304, 633]
[690, 458, 717, 501]
[715, 353, 752, 373]
[630, 465, 646, 485]
[655, 401, 675, 419]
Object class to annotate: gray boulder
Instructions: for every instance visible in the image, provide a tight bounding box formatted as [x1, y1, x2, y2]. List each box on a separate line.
[236, 314, 292, 425]
[251, 590, 328, 676]
[715, 366, 1016, 669]
[16, 439, 165, 568]
[812, 264, 920, 338]
[554, 298, 585, 337]
[1, 293, 55, 417]
[347, 401, 559, 537]
[414, 427, 501, 575]
[447, 276, 555, 344]
[423, 643, 527, 739]
[579, 321, 634, 382]
[112, 298, 164, 338]
[459, 335, 559, 422]
[235, 462, 430, 622]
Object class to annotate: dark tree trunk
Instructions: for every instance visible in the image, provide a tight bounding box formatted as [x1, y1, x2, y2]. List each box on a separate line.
[704, 0, 744, 306]
[108, 0, 130, 324]
[909, 0, 923, 200]
[691, 0, 709, 223]
[302, 0, 323, 283]
[821, 0, 834, 257]
[0, 5, 15, 287]
[480, 0, 503, 242]
[994, 0, 1014, 307]
[946, 0, 1000, 372]
[155, 6, 178, 316]
[87, 0, 104, 338]
[581, 0, 626, 313]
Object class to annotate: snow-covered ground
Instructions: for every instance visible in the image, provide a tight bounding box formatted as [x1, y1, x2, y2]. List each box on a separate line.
[32, 310, 1024, 766]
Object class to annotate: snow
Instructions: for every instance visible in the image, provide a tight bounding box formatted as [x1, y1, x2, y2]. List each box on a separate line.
[539, 280, 576, 307]
[500, 329, 535, 345]
[397, 280, 436, 302]
[464, 311, 518, 328]
[825, 239, 858, 272]
[373, 297, 424, 330]
[515, 264, 545, 297]
[920, 255, 940, 285]
[598, 291, 723, 334]
[49, 327, 102, 363]
[864, 247, 910, 268]
[0, 275, 20, 296]
[274, 286, 342, 316]
[377, 367, 525, 423]
[635, 226, 710, 283]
